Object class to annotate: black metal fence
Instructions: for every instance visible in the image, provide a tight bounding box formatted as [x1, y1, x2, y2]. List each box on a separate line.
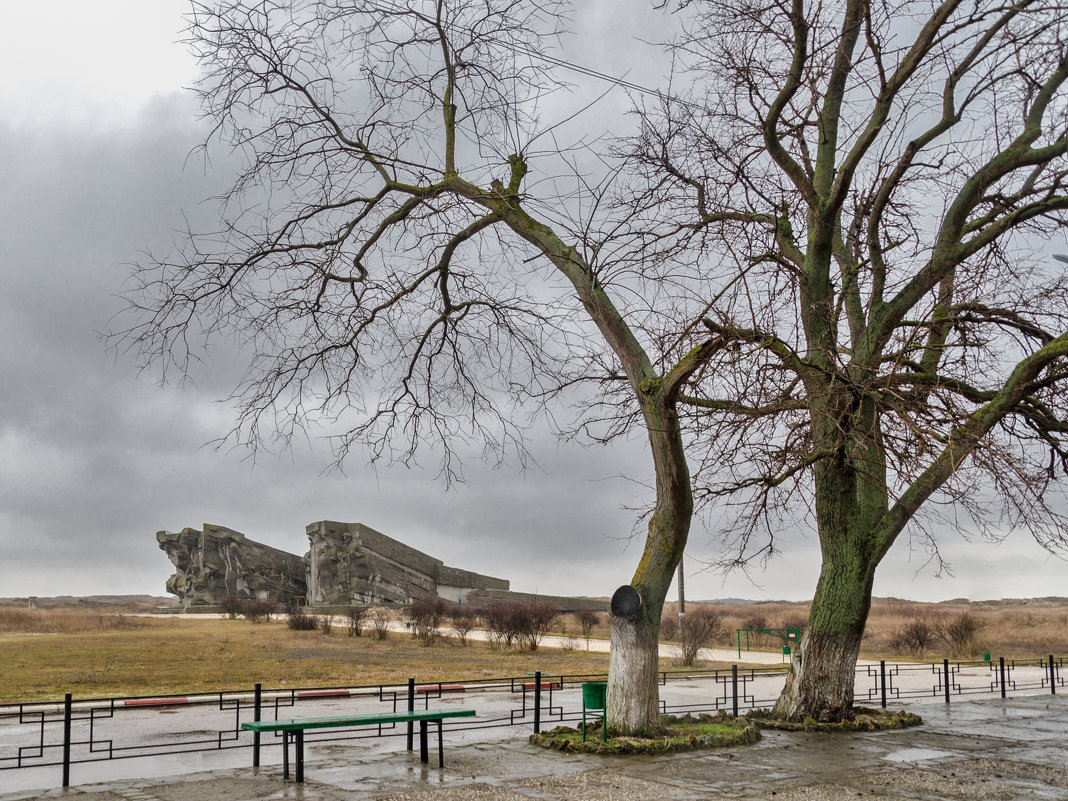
[1, 654, 1061, 790]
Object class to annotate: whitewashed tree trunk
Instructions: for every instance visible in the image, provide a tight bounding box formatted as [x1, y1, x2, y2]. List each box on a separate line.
[607, 606, 662, 735]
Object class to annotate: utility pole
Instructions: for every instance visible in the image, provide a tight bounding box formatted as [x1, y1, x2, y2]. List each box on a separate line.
[677, 555, 686, 638]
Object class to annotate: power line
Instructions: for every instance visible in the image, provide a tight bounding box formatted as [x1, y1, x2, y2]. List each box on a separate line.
[363, 0, 703, 111]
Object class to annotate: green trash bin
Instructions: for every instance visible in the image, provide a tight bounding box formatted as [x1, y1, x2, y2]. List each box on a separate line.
[581, 681, 607, 742]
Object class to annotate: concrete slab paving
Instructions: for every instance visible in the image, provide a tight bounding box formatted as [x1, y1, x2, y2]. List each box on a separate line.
[3, 695, 1066, 801]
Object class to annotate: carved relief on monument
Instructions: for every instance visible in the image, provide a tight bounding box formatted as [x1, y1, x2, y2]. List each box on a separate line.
[156, 524, 306, 607]
[158, 528, 201, 605]
[305, 520, 507, 606]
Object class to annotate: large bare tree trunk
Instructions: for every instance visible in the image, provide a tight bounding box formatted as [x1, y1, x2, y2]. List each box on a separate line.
[772, 551, 876, 721]
[773, 441, 883, 721]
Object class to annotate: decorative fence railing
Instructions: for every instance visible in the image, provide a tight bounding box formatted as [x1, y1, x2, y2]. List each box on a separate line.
[1, 655, 1061, 790]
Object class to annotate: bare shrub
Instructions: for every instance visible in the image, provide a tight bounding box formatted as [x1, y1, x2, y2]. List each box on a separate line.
[521, 601, 558, 652]
[560, 626, 580, 652]
[346, 605, 368, 637]
[221, 595, 244, 620]
[448, 605, 478, 646]
[315, 613, 334, 634]
[478, 600, 557, 650]
[480, 601, 520, 648]
[890, 617, 937, 655]
[369, 608, 392, 640]
[678, 607, 726, 666]
[242, 598, 277, 623]
[937, 612, 983, 657]
[575, 609, 601, 649]
[286, 609, 317, 631]
[409, 597, 447, 646]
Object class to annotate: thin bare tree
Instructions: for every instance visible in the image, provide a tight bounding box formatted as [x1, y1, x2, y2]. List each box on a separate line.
[117, 0, 717, 735]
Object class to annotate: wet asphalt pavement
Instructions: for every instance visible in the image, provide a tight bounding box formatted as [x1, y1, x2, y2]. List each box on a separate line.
[3, 694, 1066, 801]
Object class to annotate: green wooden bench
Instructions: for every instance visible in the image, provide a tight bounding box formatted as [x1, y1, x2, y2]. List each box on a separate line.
[242, 707, 476, 782]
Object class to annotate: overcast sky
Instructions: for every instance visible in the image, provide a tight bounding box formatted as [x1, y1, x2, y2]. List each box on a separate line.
[1, 0, 1065, 606]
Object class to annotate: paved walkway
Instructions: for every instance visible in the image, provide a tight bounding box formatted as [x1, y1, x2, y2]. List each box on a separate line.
[137, 614, 790, 665]
[5, 695, 1066, 801]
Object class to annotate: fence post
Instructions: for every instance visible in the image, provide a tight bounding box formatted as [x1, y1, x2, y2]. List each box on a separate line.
[406, 677, 415, 751]
[252, 683, 262, 768]
[731, 664, 739, 717]
[943, 659, 950, 704]
[1051, 655, 1057, 695]
[534, 671, 542, 734]
[999, 657, 1006, 699]
[62, 692, 72, 788]
[880, 660, 887, 709]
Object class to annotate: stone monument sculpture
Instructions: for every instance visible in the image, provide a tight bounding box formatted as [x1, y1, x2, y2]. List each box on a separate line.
[304, 521, 510, 605]
[156, 524, 306, 607]
[158, 519, 509, 608]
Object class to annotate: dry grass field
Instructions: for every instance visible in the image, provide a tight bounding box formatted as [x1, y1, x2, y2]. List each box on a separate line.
[1, 596, 1065, 703]
[0, 612, 616, 702]
[657, 597, 1068, 660]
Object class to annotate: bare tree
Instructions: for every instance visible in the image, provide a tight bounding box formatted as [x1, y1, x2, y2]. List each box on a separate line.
[408, 597, 447, 646]
[627, 0, 1068, 719]
[447, 604, 477, 646]
[117, 0, 1068, 731]
[677, 606, 725, 666]
[574, 608, 601, 650]
[118, 0, 712, 735]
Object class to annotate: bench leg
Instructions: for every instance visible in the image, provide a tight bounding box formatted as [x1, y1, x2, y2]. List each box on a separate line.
[419, 720, 428, 764]
[296, 730, 304, 783]
[437, 719, 444, 768]
[283, 731, 290, 780]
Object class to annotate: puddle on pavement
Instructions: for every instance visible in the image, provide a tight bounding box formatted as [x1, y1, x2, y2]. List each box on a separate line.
[882, 747, 954, 763]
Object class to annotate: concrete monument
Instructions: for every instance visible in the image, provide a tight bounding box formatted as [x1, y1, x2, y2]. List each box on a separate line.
[304, 520, 509, 605]
[156, 524, 306, 607]
[158, 520, 508, 608]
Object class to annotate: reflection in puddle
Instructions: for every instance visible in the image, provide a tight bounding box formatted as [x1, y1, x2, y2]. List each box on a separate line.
[883, 747, 954, 762]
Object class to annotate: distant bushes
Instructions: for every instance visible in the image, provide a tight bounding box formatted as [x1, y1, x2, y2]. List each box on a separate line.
[346, 605, 368, 637]
[286, 607, 318, 631]
[479, 600, 559, 652]
[222, 596, 278, 623]
[398, 598, 560, 651]
[369, 608, 392, 640]
[889, 611, 982, 657]
[409, 598, 448, 646]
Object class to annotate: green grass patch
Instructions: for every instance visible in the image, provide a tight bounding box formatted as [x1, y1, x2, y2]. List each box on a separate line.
[530, 712, 760, 754]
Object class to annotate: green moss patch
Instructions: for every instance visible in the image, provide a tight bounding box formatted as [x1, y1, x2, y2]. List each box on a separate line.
[529, 711, 760, 754]
[747, 706, 922, 732]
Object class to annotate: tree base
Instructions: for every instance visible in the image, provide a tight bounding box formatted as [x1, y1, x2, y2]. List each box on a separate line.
[749, 707, 922, 732]
[529, 713, 760, 754]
